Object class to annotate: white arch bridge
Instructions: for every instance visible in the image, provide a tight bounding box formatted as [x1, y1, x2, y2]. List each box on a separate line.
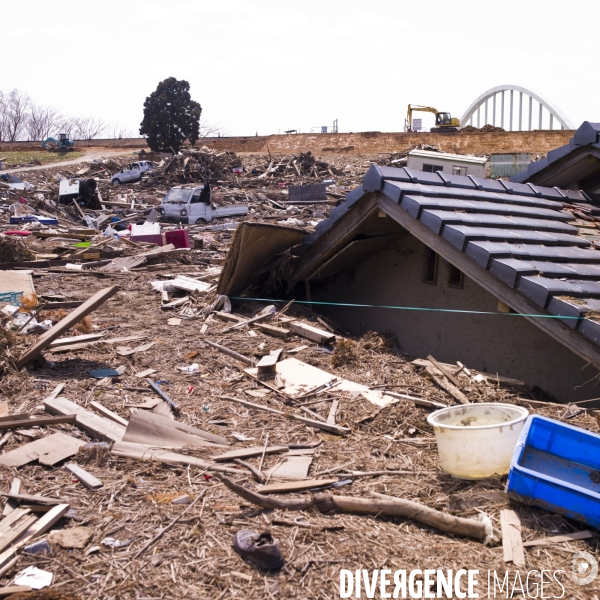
[460, 85, 574, 131]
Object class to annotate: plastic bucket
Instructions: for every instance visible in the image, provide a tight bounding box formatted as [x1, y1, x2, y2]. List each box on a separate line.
[427, 403, 529, 480]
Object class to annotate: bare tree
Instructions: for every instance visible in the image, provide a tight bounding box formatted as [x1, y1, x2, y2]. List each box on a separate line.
[71, 116, 107, 140]
[26, 103, 64, 141]
[198, 118, 227, 140]
[0, 91, 7, 142]
[109, 122, 135, 139]
[3, 89, 30, 141]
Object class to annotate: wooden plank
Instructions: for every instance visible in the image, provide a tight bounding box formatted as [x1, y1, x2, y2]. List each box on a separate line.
[64, 463, 103, 490]
[327, 400, 339, 425]
[205, 340, 256, 366]
[213, 312, 245, 323]
[0, 508, 31, 536]
[379, 195, 600, 372]
[0, 432, 84, 468]
[0, 513, 38, 553]
[0, 493, 62, 505]
[2, 479, 21, 516]
[254, 323, 291, 338]
[0, 415, 76, 431]
[0, 402, 8, 418]
[257, 349, 283, 374]
[103, 334, 147, 345]
[48, 342, 99, 353]
[286, 412, 351, 436]
[0, 586, 32, 596]
[48, 333, 105, 348]
[123, 411, 227, 449]
[257, 479, 339, 494]
[89, 401, 129, 427]
[220, 312, 271, 334]
[44, 396, 125, 443]
[0, 414, 30, 423]
[44, 383, 64, 403]
[523, 530, 593, 547]
[427, 355, 463, 388]
[0, 504, 69, 571]
[135, 368, 157, 378]
[265, 455, 313, 480]
[289, 321, 335, 344]
[16, 286, 119, 368]
[212, 446, 289, 462]
[501, 509, 525, 567]
[426, 367, 469, 405]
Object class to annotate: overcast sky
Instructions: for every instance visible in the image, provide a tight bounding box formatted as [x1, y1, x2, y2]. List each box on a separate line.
[3, 0, 598, 137]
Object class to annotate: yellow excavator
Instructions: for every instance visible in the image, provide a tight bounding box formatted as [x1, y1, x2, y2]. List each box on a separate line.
[406, 105, 460, 133]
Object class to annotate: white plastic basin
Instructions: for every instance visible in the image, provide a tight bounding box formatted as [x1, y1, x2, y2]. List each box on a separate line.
[427, 403, 529, 480]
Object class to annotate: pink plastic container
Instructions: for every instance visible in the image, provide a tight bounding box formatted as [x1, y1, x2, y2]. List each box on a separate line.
[165, 229, 190, 249]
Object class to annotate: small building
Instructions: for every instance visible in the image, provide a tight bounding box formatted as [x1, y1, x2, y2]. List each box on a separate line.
[406, 149, 487, 178]
[289, 165, 600, 403]
[511, 121, 600, 199]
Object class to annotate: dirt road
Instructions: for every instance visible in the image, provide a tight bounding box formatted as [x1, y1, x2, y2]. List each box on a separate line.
[4, 149, 130, 175]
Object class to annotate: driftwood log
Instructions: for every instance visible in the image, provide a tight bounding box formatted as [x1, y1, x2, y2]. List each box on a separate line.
[214, 474, 488, 542]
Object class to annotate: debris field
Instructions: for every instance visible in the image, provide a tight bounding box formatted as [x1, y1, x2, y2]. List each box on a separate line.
[0, 147, 598, 600]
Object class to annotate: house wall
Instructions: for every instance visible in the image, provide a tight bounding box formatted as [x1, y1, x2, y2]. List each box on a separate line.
[406, 155, 486, 178]
[312, 234, 598, 402]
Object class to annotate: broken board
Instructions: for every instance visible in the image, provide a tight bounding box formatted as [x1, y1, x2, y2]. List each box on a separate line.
[16, 286, 119, 368]
[122, 411, 228, 449]
[265, 455, 313, 480]
[44, 396, 125, 443]
[289, 321, 335, 344]
[0, 432, 84, 468]
[211, 445, 288, 462]
[257, 478, 339, 494]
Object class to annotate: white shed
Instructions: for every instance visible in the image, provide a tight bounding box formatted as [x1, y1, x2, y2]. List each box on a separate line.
[406, 149, 488, 178]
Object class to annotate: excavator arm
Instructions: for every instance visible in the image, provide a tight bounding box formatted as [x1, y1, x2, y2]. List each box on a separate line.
[41, 137, 59, 149]
[407, 105, 440, 131]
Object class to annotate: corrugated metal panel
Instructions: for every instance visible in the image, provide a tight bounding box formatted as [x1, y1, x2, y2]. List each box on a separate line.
[490, 153, 531, 178]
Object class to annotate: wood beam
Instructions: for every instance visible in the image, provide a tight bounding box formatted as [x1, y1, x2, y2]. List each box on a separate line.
[292, 193, 379, 284]
[378, 195, 600, 371]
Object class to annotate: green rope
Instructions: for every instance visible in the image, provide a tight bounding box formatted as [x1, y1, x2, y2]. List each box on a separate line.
[230, 297, 580, 319]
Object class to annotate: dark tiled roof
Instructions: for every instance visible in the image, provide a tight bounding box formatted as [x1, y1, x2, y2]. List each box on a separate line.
[511, 121, 600, 187]
[299, 164, 600, 349]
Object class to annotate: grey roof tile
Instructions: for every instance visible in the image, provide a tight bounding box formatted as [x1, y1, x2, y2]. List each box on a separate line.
[295, 162, 600, 359]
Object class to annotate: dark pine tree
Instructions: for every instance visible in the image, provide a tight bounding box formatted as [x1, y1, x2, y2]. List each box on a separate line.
[139, 78, 201, 152]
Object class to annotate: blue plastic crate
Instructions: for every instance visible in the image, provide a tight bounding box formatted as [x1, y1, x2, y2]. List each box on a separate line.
[0, 292, 24, 306]
[507, 415, 600, 528]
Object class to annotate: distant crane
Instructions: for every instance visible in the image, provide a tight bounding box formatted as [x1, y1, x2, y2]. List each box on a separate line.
[406, 105, 460, 133]
[41, 133, 75, 152]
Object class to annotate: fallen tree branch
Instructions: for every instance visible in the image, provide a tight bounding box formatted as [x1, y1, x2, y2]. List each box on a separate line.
[214, 474, 487, 542]
[233, 459, 267, 483]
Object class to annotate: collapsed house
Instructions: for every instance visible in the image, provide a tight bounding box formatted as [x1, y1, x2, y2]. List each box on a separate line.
[289, 165, 600, 402]
[511, 121, 600, 199]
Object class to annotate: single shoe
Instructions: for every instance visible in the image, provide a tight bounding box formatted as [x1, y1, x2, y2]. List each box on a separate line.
[233, 530, 284, 570]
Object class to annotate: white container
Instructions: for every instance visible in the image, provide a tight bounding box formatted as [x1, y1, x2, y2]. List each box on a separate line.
[427, 403, 529, 480]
